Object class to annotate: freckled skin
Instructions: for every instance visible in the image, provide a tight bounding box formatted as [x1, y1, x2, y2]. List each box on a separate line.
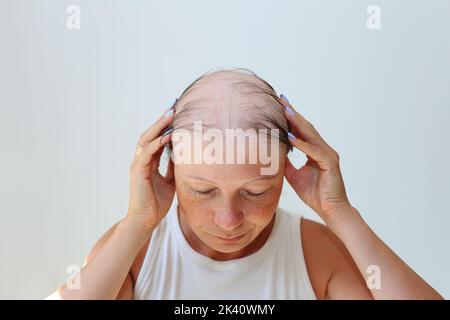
[172, 71, 288, 261]
[176, 162, 285, 261]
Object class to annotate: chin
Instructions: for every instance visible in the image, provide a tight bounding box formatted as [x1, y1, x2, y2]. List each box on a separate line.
[211, 244, 246, 254]
[208, 235, 250, 253]
[218, 241, 247, 251]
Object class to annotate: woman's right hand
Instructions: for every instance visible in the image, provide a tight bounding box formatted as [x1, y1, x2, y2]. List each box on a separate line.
[126, 107, 175, 231]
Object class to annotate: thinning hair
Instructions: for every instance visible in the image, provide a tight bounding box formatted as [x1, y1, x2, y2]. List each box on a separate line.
[162, 68, 293, 155]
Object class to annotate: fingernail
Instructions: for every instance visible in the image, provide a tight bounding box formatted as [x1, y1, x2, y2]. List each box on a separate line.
[164, 109, 174, 118]
[163, 126, 174, 136]
[285, 106, 295, 116]
[280, 94, 289, 103]
[170, 98, 177, 109]
[288, 132, 296, 140]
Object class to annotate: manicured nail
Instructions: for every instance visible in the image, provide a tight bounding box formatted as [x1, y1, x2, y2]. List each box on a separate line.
[280, 94, 289, 103]
[163, 127, 174, 137]
[170, 98, 177, 109]
[164, 109, 174, 118]
[285, 106, 295, 116]
[288, 132, 296, 140]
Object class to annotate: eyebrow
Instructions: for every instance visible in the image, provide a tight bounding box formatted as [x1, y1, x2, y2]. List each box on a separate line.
[184, 174, 278, 186]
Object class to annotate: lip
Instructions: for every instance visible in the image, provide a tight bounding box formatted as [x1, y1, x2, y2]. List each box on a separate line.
[215, 233, 246, 243]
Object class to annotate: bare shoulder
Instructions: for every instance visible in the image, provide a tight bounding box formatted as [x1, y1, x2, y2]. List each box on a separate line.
[301, 218, 349, 256]
[300, 217, 353, 299]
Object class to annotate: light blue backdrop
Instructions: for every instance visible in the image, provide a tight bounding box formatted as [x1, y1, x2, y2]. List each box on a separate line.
[0, 0, 449, 298]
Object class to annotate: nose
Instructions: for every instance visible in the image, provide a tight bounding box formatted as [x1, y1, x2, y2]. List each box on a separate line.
[213, 202, 244, 232]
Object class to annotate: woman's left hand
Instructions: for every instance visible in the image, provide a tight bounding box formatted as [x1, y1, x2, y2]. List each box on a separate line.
[280, 95, 352, 220]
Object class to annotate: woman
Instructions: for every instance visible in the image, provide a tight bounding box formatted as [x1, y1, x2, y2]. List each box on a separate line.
[50, 69, 443, 299]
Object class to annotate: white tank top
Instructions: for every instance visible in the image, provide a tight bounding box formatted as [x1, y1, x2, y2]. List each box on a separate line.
[133, 197, 316, 300]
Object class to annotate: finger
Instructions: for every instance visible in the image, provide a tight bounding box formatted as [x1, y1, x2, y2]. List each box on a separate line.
[305, 155, 320, 169]
[138, 108, 175, 147]
[134, 133, 172, 172]
[284, 150, 320, 180]
[164, 158, 174, 183]
[280, 96, 324, 144]
[284, 156, 297, 182]
[151, 133, 174, 173]
[288, 133, 332, 167]
[150, 139, 167, 172]
[280, 95, 338, 159]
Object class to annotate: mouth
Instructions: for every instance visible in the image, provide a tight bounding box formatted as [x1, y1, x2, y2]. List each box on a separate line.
[215, 233, 246, 243]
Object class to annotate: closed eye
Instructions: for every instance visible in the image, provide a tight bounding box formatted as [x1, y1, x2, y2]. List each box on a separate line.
[244, 190, 268, 197]
[190, 188, 216, 196]
[189, 187, 270, 197]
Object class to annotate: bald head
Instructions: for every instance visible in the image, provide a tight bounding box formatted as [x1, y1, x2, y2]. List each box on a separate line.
[172, 69, 287, 132]
[163, 69, 293, 160]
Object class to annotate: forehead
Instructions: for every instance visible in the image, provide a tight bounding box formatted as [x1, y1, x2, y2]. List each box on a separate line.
[175, 162, 279, 184]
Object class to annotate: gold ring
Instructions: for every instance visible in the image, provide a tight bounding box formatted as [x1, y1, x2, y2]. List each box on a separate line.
[135, 143, 144, 156]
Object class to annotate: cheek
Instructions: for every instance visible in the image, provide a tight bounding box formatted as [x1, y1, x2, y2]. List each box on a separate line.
[243, 186, 282, 212]
[176, 188, 214, 213]
[245, 200, 278, 226]
[242, 189, 282, 226]
[176, 189, 215, 227]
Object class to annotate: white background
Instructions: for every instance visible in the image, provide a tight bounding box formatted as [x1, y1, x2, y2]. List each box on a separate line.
[0, 0, 449, 299]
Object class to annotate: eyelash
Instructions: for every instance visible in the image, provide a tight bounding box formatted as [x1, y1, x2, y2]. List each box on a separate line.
[246, 190, 267, 197]
[191, 189, 214, 196]
[190, 188, 267, 198]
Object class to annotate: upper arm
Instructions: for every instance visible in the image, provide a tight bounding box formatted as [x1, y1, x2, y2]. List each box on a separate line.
[82, 221, 121, 267]
[48, 219, 149, 300]
[301, 218, 373, 300]
[325, 239, 373, 299]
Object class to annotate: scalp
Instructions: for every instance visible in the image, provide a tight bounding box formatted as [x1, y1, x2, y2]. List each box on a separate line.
[172, 69, 287, 132]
